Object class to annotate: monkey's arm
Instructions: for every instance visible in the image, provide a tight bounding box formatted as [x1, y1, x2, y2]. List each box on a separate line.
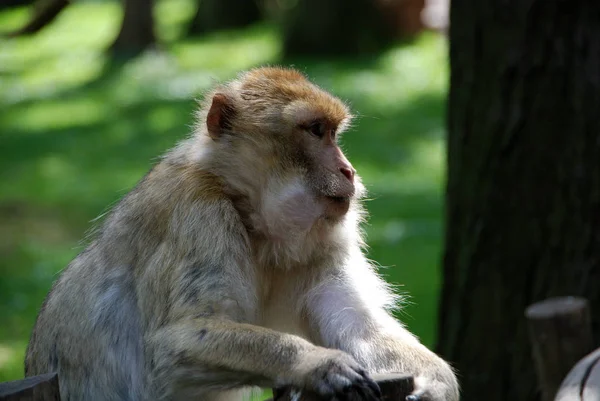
[148, 317, 381, 399]
[306, 252, 459, 401]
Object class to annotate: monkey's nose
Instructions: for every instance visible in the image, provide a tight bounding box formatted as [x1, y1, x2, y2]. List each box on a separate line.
[340, 166, 355, 182]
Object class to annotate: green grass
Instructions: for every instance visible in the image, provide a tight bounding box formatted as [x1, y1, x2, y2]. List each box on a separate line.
[0, 0, 449, 386]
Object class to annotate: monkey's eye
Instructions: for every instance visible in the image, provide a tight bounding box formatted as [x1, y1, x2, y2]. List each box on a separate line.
[308, 122, 325, 138]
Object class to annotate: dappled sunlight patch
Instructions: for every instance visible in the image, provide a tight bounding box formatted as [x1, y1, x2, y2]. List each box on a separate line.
[22, 2, 120, 52]
[97, 26, 280, 101]
[114, 51, 184, 102]
[0, 342, 27, 382]
[319, 34, 448, 111]
[113, 52, 216, 101]
[161, 72, 215, 100]
[155, 0, 197, 42]
[174, 26, 280, 74]
[379, 34, 448, 92]
[0, 49, 106, 106]
[0, 3, 119, 105]
[1, 0, 280, 107]
[3, 98, 107, 131]
[0, 344, 17, 370]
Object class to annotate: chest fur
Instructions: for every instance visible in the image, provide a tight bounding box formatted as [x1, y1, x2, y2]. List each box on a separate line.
[255, 266, 315, 340]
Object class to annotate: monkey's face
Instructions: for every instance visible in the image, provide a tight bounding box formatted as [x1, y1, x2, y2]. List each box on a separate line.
[204, 68, 363, 231]
[285, 105, 358, 221]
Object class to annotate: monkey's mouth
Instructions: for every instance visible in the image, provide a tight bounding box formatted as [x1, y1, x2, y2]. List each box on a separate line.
[328, 196, 351, 203]
[323, 195, 351, 218]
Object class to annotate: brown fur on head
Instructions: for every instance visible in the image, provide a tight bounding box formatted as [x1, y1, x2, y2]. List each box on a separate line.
[191, 67, 365, 263]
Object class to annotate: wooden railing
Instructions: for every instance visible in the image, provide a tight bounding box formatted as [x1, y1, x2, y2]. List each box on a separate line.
[0, 373, 59, 401]
[272, 373, 414, 401]
[0, 372, 413, 401]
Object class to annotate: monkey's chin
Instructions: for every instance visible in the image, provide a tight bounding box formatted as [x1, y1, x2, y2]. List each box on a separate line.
[322, 196, 351, 220]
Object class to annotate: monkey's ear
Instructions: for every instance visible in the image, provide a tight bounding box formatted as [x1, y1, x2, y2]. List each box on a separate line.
[206, 93, 235, 140]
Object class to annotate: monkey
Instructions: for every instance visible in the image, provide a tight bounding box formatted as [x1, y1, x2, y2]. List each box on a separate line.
[24, 67, 459, 401]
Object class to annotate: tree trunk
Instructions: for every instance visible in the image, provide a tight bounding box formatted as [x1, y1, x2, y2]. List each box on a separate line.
[5, 0, 69, 37]
[187, 0, 261, 36]
[0, 0, 35, 10]
[281, 0, 399, 57]
[109, 0, 156, 59]
[438, 2, 600, 401]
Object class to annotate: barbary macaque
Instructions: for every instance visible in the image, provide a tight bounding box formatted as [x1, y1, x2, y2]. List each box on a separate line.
[25, 67, 459, 401]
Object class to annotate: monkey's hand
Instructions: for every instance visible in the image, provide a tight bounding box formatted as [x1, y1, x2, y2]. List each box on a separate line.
[406, 359, 459, 401]
[290, 348, 382, 401]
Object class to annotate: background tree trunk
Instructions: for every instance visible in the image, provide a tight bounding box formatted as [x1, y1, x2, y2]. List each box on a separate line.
[5, 0, 69, 37]
[281, 0, 398, 57]
[438, 2, 600, 401]
[0, 0, 35, 9]
[187, 0, 261, 36]
[109, 0, 156, 58]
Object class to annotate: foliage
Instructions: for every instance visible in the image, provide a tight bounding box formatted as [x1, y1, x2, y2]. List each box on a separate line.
[0, 0, 448, 384]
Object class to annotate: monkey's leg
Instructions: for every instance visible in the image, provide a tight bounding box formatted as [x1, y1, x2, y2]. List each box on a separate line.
[148, 318, 381, 401]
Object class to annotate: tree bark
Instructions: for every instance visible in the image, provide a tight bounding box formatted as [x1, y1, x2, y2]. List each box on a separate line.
[109, 0, 156, 59]
[187, 0, 261, 37]
[438, 2, 600, 401]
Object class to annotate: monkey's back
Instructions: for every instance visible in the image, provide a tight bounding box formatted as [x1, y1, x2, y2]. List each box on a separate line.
[25, 245, 148, 401]
[24, 154, 253, 401]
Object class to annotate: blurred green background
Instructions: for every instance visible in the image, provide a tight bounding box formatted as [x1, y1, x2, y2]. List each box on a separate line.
[0, 0, 448, 385]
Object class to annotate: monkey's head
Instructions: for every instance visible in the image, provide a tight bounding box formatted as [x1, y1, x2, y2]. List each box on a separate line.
[197, 67, 365, 242]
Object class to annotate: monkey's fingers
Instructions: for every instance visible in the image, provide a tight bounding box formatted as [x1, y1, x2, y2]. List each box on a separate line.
[355, 369, 381, 398]
[314, 370, 360, 397]
[345, 381, 381, 401]
[325, 368, 380, 401]
[335, 370, 380, 401]
[326, 373, 355, 392]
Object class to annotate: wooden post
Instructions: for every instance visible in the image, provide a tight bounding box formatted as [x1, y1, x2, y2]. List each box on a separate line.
[272, 373, 414, 401]
[525, 297, 594, 401]
[0, 373, 60, 401]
